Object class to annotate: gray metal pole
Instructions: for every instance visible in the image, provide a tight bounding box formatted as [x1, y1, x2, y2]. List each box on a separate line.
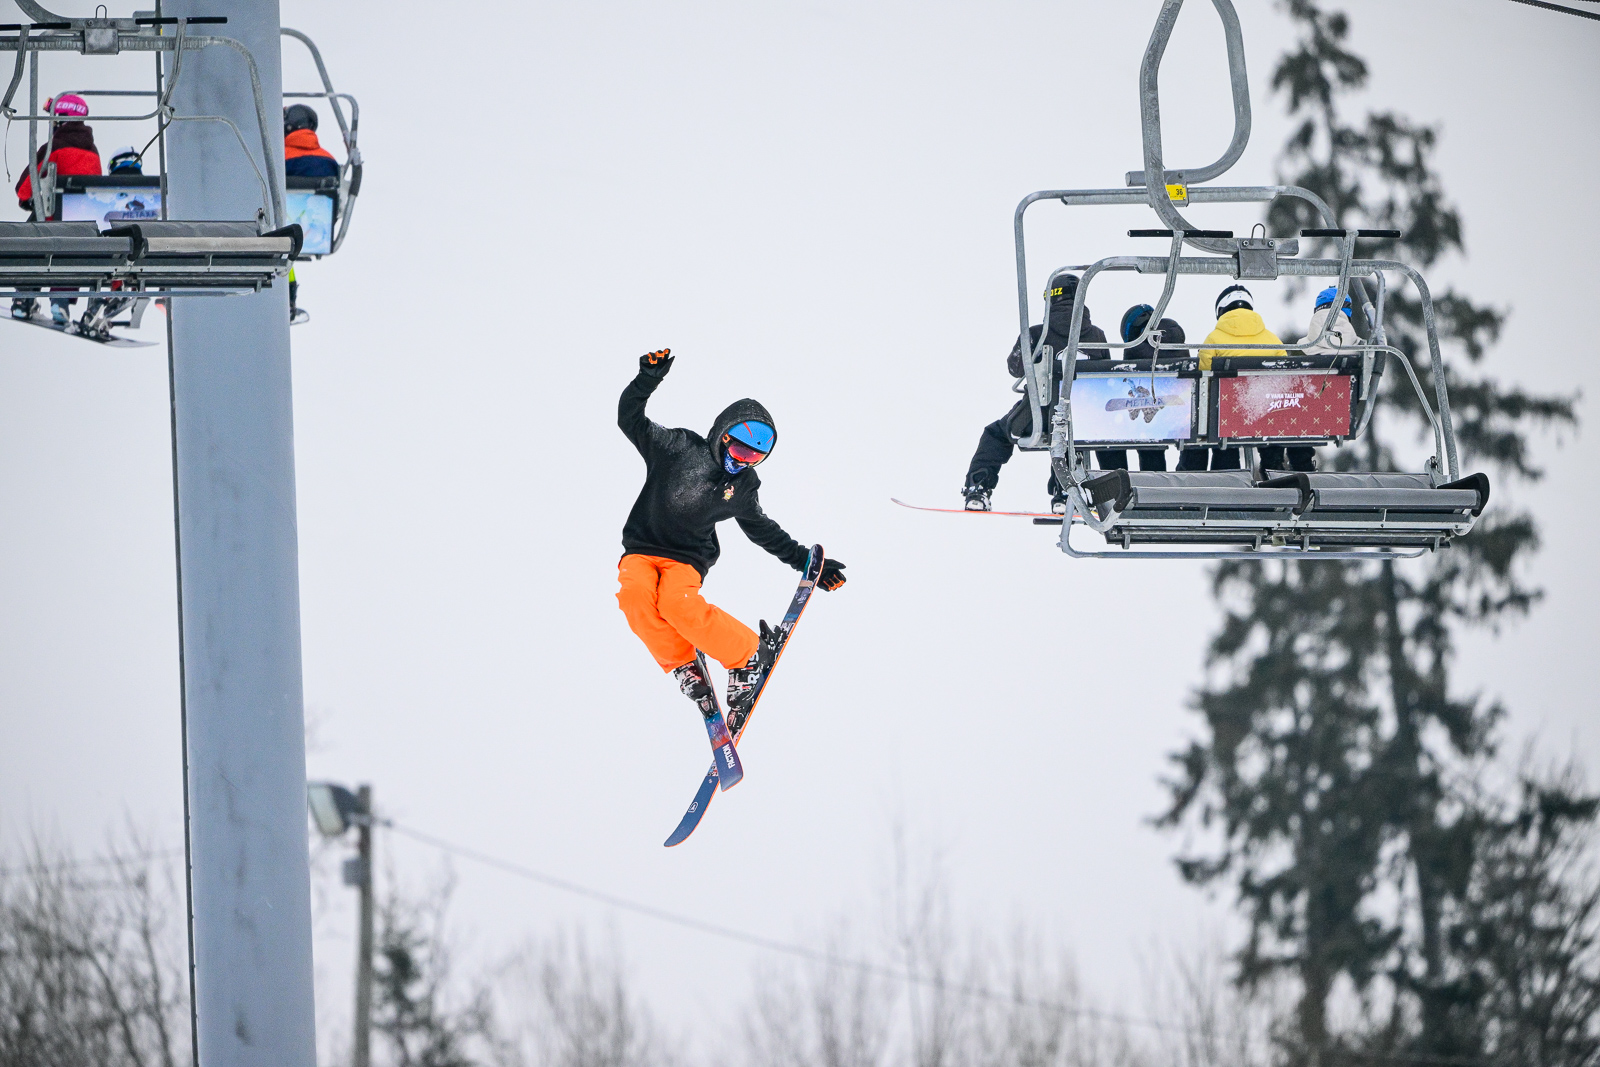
[162, 2, 317, 1063]
[354, 785, 374, 1067]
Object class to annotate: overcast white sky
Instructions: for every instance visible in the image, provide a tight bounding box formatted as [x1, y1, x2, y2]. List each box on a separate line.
[1, 0, 1597, 1058]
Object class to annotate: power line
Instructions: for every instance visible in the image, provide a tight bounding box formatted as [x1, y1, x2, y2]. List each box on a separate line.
[1504, 0, 1600, 20]
[0, 848, 184, 879]
[384, 821, 1183, 1036]
[384, 821, 1505, 1065]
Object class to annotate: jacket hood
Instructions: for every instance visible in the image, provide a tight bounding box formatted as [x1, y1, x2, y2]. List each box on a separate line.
[1126, 317, 1186, 361]
[1046, 298, 1093, 340]
[285, 128, 328, 154]
[43, 122, 95, 154]
[1215, 308, 1266, 337]
[708, 398, 776, 467]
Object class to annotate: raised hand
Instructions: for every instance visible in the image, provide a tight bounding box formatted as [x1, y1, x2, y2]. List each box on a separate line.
[639, 348, 674, 379]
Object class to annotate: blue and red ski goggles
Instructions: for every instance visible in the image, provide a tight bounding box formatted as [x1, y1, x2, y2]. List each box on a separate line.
[723, 438, 768, 466]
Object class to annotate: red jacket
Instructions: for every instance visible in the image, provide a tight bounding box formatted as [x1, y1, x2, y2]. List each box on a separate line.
[15, 122, 101, 212]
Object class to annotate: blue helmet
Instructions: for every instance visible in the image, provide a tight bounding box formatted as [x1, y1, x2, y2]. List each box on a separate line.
[1315, 286, 1353, 318]
[1121, 304, 1155, 343]
[725, 420, 775, 454]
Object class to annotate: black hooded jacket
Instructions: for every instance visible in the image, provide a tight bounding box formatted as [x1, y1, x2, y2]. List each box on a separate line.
[1005, 301, 1107, 378]
[1125, 317, 1186, 361]
[618, 372, 809, 577]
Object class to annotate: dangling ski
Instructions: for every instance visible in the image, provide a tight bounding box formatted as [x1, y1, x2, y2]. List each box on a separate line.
[664, 545, 824, 847]
[694, 650, 744, 792]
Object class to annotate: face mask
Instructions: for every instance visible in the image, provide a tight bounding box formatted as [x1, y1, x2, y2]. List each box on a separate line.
[723, 452, 747, 475]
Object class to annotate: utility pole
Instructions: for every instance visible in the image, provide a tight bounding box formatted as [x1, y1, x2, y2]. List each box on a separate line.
[163, 1, 318, 1062]
[353, 784, 375, 1067]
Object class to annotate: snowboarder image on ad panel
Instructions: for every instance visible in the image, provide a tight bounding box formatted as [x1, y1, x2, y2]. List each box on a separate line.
[616, 348, 846, 726]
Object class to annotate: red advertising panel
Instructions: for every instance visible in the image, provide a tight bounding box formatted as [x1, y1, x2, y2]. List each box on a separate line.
[1217, 373, 1353, 439]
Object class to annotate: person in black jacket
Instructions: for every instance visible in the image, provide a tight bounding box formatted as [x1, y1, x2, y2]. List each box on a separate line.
[617, 348, 845, 722]
[1098, 304, 1184, 473]
[962, 274, 1108, 511]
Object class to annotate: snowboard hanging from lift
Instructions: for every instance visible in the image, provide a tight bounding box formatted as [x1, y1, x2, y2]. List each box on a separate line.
[6, 309, 155, 348]
[664, 545, 824, 847]
[891, 497, 1065, 521]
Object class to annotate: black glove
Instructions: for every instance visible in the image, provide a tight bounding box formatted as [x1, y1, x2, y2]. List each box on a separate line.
[818, 558, 846, 591]
[638, 348, 674, 379]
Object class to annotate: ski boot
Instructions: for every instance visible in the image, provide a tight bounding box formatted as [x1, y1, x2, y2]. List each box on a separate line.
[672, 660, 719, 722]
[962, 485, 992, 512]
[11, 297, 36, 321]
[726, 621, 779, 733]
[1050, 493, 1069, 515]
[50, 301, 71, 327]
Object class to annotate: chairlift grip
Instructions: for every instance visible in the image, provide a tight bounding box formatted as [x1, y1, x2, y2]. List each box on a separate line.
[1300, 229, 1402, 239]
[1129, 228, 1234, 238]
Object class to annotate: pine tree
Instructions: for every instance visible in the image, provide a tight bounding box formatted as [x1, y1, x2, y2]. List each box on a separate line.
[1157, 2, 1586, 1062]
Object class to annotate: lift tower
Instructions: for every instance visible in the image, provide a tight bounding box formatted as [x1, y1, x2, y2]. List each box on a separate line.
[162, 1, 317, 1061]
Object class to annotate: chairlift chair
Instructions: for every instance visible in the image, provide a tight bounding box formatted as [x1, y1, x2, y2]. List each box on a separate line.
[281, 27, 362, 260]
[0, 6, 309, 323]
[1007, 0, 1489, 561]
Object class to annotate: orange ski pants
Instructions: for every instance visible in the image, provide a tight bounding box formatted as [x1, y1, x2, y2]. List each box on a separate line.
[615, 554, 759, 672]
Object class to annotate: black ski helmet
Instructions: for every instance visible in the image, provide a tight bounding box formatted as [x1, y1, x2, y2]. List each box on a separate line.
[284, 104, 318, 135]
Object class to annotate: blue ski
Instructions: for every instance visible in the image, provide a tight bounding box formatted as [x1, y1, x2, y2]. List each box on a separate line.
[665, 546, 824, 847]
[696, 650, 743, 792]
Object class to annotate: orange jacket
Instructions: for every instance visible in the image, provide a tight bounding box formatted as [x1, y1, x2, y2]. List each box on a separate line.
[284, 127, 334, 162]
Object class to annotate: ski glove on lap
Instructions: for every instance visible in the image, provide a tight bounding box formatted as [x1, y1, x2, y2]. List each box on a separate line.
[639, 348, 674, 379]
[819, 558, 846, 591]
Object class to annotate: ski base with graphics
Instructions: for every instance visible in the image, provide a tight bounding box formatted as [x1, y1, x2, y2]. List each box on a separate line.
[664, 545, 824, 847]
[695, 650, 744, 792]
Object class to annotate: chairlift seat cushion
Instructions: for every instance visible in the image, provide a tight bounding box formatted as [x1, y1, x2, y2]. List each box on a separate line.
[0, 221, 132, 256]
[1260, 471, 1489, 515]
[108, 221, 298, 257]
[1085, 469, 1301, 513]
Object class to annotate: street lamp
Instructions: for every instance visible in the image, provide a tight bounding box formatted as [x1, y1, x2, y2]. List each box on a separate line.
[307, 781, 375, 1067]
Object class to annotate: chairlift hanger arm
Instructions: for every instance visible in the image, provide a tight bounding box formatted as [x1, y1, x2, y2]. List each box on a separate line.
[1129, 0, 1251, 187]
[1134, 0, 1255, 255]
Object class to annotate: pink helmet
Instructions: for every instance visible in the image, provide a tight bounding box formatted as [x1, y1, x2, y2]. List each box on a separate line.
[46, 93, 88, 118]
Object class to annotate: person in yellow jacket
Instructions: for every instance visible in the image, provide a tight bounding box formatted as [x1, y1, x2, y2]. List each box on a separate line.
[1177, 285, 1286, 471]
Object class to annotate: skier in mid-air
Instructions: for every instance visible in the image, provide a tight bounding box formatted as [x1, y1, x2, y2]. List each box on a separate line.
[616, 348, 845, 728]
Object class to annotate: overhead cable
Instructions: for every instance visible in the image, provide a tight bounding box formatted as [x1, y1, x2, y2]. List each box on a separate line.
[1504, 0, 1600, 20]
[385, 821, 1184, 1035]
[385, 821, 1504, 1065]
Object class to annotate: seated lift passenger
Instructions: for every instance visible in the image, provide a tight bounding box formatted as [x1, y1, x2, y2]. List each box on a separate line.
[962, 273, 1107, 512]
[1176, 285, 1285, 471]
[1100, 303, 1185, 473]
[283, 104, 340, 320]
[1255, 285, 1355, 473]
[11, 94, 101, 325]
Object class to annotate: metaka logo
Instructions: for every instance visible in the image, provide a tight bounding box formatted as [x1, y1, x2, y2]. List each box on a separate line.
[723, 486, 735, 501]
[722, 745, 736, 767]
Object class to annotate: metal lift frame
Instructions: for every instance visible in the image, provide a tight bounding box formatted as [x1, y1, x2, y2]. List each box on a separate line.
[1008, 0, 1480, 561]
[281, 26, 361, 257]
[0, 4, 297, 302]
